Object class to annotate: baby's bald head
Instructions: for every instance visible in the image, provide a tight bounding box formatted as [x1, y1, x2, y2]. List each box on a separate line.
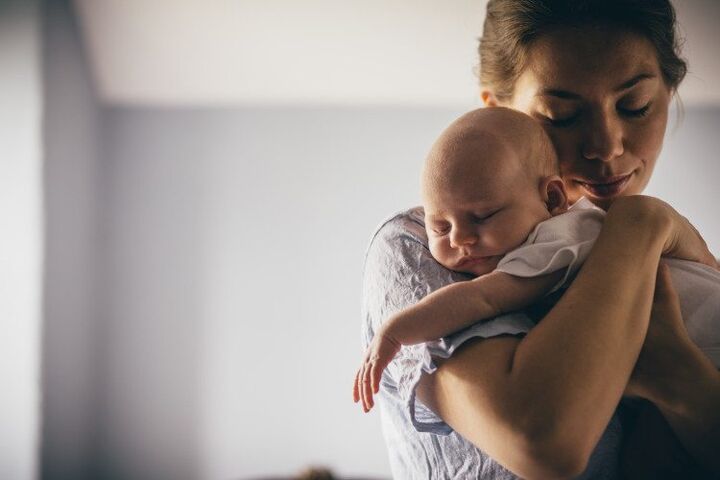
[421, 107, 557, 203]
[421, 108, 569, 275]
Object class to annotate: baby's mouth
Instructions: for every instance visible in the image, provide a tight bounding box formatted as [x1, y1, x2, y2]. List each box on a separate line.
[456, 255, 498, 269]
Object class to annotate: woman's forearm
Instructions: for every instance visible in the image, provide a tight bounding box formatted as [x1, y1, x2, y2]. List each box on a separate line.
[505, 199, 670, 458]
[421, 197, 695, 475]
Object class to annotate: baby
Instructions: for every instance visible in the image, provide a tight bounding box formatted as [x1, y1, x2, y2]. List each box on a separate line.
[353, 107, 720, 410]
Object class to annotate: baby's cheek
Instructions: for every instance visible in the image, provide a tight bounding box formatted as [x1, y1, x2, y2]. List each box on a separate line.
[428, 239, 453, 268]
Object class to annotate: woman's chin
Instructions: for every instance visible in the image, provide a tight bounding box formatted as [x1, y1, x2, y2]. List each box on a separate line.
[571, 189, 626, 211]
[571, 174, 645, 211]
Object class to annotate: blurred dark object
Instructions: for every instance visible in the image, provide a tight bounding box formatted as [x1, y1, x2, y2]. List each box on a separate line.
[250, 465, 387, 480]
[620, 399, 717, 479]
[296, 466, 337, 480]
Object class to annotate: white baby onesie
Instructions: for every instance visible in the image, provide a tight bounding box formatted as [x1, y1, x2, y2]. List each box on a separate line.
[496, 197, 720, 367]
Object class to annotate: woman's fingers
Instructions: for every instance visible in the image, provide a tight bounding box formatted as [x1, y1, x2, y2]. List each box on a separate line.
[653, 262, 684, 331]
[627, 261, 694, 401]
[630, 195, 715, 268]
[655, 262, 680, 302]
[666, 207, 716, 268]
[654, 262, 673, 297]
[684, 217, 719, 269]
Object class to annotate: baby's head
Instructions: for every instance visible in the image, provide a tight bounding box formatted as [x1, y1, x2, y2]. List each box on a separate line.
[422, 107, 568, 276]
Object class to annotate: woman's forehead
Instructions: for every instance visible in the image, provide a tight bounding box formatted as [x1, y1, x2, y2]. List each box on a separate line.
[516, 27, 662, 97]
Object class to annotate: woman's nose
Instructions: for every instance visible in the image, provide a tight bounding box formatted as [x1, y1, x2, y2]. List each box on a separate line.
[449, 227, 478, 248]
[581, 112, 624, 162]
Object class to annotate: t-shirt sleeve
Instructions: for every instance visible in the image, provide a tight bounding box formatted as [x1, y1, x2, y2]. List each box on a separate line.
[361, 213, 535, 435]
[496, 205, 605, 293]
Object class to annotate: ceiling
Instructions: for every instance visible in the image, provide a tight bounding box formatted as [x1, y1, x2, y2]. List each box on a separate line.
[73, 0, 720, 107]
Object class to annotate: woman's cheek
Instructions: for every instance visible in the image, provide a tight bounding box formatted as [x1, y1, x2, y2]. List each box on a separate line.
[641, 114, 667, 159]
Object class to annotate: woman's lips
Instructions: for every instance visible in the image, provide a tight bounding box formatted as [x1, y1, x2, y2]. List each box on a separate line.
[575, 173, 632, 199]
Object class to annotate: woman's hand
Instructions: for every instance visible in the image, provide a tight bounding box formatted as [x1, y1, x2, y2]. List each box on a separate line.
[623, 262, 696, 403]
[610, 196, 718, 269]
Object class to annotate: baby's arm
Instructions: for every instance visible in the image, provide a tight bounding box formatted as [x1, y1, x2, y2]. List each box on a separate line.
[385, 268, 566, 345]
[353, 268, 565, 411]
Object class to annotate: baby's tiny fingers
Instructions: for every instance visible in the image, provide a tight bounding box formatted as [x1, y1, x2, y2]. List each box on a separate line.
[362, 364, 375, 411]
[352, 369, 361, 403]
[358, 363, 367, 411]
[370, 362, 381, 394]
[360, 363, 372, 412]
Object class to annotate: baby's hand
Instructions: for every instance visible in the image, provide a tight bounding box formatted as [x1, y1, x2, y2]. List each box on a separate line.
[352, 331, 402, 412]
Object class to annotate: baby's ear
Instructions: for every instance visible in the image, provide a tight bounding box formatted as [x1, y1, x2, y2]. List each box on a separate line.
[540, 176, 569, 215]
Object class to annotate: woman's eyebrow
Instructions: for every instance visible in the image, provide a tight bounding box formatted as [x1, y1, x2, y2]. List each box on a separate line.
[536, 88, 581, 100]
[536, 73, 657, 99]
[613, 72, 656, 92]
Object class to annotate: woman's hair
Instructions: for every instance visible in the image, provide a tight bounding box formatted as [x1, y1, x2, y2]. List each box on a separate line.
[478, 0, 687, 102]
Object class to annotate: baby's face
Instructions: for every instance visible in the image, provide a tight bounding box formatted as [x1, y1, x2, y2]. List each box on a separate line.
[424, 137, 552, 276]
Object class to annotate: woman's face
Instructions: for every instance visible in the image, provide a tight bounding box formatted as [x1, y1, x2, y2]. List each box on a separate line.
[502, 27, 672, 210]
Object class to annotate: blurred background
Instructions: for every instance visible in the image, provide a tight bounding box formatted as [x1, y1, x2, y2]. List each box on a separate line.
[1, 0, 719, 479]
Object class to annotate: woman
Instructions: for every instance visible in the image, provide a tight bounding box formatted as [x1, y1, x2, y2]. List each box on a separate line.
[360, 0, 720, 478]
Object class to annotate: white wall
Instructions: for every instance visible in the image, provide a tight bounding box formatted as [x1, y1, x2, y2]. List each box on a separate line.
[98, 106, 464, 479]
[647, 107, 720, 255]
[71, 0, 720, 106]
[40, 0, 101, 478]
[32, 3, 720, 479]
[0, 1, 43, 479]
[96, 110, 204, 479]
[95, 105, 720, 479]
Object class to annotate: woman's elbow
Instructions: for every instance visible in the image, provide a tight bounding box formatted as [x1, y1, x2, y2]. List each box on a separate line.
[518, 433, 592, 480]
[484, 424, 592, 480]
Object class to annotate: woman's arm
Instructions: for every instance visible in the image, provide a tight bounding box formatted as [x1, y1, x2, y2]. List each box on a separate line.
[416, 196, 701, 479]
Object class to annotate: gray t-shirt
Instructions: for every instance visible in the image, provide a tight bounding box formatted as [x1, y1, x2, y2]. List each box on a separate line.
[361, 207, 624, 479]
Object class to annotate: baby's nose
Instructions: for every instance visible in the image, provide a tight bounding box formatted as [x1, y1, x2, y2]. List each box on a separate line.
[450, 228, 478, 248]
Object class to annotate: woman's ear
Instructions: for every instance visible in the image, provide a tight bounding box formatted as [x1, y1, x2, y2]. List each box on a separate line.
[540, 175, 569, 215]
[480, 89, 499, 107]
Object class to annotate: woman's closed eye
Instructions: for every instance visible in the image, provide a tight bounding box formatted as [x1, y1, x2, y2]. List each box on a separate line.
[542, 101, 653, 127]
[619, 102, 651, 118]
[537, 107, 581, 128]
